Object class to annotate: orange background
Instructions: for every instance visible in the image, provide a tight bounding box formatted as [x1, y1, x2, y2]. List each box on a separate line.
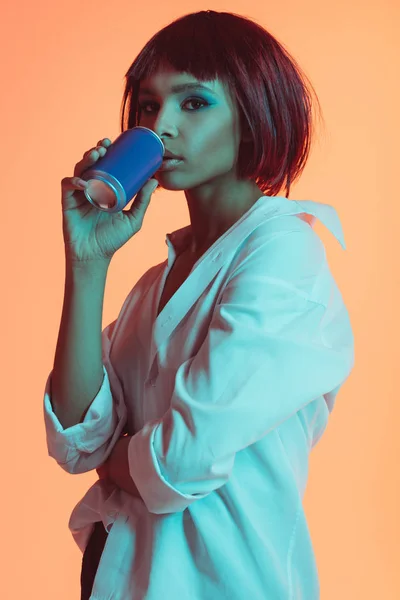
[2, 1, 398, 599]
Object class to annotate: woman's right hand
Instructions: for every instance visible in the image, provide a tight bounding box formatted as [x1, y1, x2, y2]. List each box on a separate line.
[61, 138, 159, 264]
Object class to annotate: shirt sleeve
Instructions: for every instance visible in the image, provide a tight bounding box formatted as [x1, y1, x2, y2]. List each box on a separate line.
[43, 318, 129, 474]
[128, 228, 355, 514]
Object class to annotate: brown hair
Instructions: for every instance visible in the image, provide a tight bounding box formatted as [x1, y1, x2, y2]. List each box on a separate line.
[120, 10, 325, 198]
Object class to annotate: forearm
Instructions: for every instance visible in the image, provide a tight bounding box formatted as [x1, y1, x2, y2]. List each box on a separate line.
[105, 436, 142, 500]
[52, 259, 110, 429]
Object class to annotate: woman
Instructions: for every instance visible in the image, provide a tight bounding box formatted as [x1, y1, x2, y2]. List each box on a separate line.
[44, 10, 354, 600]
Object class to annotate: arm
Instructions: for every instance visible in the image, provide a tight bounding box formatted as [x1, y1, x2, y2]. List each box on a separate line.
[51, 257, 111, 429]
[97, 436, 142, 500]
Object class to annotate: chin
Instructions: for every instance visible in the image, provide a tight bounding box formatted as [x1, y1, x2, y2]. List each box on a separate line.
[154, 179, 185, 191]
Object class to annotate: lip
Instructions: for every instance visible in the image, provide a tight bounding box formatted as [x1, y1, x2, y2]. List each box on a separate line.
[158, 158, 183, 172]
[163, 151, 182, 159]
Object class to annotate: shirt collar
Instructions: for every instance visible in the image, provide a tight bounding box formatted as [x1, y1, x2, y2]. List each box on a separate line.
[165, 195, 346, 256]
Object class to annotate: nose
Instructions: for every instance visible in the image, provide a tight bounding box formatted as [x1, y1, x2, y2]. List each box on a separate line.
[144, 106, 179, 139]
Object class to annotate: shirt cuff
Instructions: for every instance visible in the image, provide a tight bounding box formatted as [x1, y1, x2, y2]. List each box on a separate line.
[43, 365, 127, 472]
[127, 421, 208, 514]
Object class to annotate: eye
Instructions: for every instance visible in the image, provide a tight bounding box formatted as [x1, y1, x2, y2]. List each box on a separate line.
[138, 97, 209, 114]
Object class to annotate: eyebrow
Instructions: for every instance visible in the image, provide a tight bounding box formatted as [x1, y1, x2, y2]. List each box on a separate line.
[138, 83, 217, 96]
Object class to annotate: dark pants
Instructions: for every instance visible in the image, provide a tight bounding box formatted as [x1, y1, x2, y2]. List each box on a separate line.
[80, 521, 109, 600]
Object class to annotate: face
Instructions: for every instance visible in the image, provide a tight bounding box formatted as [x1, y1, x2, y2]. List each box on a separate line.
[137, 63, 263, 256]
[137, 64, 252, 198]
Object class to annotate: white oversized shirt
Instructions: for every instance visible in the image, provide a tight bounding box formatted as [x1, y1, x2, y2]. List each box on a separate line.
[43, 194, 355, 600]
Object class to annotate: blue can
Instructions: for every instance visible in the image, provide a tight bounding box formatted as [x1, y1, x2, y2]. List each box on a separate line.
[80, 127, 165, 212]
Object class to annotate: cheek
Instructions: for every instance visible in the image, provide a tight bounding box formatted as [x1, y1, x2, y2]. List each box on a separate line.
[192, 128, 236, 163]
[205, 143, 237, 170]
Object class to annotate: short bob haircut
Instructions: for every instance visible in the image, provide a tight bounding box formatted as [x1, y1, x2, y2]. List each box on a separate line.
[120, 10, 325, 199]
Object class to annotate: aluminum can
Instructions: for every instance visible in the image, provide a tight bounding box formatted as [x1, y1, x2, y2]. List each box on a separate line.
[80, 127, 164, 212]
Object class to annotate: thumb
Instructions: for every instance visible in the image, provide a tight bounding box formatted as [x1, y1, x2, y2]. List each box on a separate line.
[146, 179, 159, 194]
[135, 178, 159, 201]
[124, 178, 159, 226]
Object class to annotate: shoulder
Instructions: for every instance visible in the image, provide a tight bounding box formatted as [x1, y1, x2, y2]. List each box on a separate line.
[237, 214, 325, 269]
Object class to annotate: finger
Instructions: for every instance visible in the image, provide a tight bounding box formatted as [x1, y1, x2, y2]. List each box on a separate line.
[61, 176, 89, 201]
[97, 138, 111, 147]
[74, 138, 111, 178]
[123, 178, 158, 229]
[83, 146, 104, 160]
[74, 146, 106, 178]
